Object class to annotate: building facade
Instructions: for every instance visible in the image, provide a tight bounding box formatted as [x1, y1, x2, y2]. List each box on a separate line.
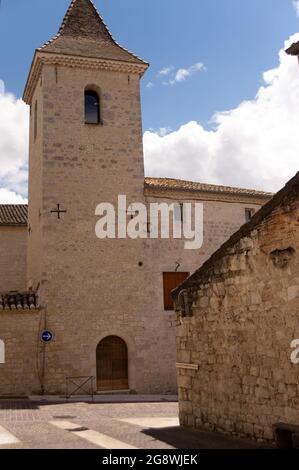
[173, 172, 299, 443]
[0, 0, 270, 396]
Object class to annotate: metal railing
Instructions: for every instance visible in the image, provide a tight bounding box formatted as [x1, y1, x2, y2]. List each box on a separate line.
[65, 376, 95, 400]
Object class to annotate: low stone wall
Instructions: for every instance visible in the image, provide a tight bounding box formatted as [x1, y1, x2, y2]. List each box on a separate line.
[175, 176, 299, 443]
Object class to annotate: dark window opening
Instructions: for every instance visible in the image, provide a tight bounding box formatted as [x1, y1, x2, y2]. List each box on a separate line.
[245, 208, 255, 223]
[163, 272, 189, 311]
[85, 90, 100, 124]
[173, 203, 183, 223]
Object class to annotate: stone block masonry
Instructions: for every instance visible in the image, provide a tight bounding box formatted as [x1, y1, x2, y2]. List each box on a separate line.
[174, 172, 299, 443]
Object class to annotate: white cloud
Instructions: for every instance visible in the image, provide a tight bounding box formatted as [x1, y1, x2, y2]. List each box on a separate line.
[0, 82, 29, 203]
[163, 62, 206, 85]
[1, 32, 299, 202]
[159, 66, 174, 76]
[143, 33, 299, 192]
[175, 63, 206, 82]
[293, 1, 299, 17]
[146, 81, 154, 89]
[157, 127, 172, 137]
[0, 188, 27, 204]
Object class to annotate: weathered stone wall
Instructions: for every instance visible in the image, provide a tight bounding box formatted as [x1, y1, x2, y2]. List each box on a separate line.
[0, 311, 41, 396]
[144, 191, 266, 394]
[0, 227, 27, 292]
[176, 182, 299, 442]
[27, 76, 43, 291]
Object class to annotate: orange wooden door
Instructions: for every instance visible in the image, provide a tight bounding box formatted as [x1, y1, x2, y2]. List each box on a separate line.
[96, 336, 128, 391]
[163, 272, 189, 310]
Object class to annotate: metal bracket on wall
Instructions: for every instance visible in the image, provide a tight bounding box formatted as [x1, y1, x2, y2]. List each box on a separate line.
[177, 289, 193, 317]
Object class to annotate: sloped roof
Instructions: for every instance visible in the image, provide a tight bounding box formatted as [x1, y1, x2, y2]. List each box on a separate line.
[172, 171, 299, 299]
[39, 0, 147, 66]
[0, 178, 271, 228]
[0, 205, 27, 227]
[145, 177, 272, 199]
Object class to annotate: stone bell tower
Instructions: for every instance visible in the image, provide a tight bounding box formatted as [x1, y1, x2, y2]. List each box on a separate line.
[23, 0, 159, 393]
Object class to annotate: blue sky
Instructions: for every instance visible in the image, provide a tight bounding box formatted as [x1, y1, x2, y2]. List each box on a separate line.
[1, 0, 299, 202]
[0, 0, 298, 131]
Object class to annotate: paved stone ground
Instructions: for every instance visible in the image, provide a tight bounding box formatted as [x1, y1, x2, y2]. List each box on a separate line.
[0, 397, 268, 449]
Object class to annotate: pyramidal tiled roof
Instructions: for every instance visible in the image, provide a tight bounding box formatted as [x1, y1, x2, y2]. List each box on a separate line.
[0, 205, 27, 226]
[38, 0, 147, 65]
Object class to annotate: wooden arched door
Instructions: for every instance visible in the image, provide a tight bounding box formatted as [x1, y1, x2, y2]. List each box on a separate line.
[96, 336, 129, 391]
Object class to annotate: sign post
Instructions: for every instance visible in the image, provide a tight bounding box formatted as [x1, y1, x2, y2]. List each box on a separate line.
[41, 330, 54, 344]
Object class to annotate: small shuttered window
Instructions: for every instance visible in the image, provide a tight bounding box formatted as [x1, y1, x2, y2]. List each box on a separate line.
[163, 272, 189, 311]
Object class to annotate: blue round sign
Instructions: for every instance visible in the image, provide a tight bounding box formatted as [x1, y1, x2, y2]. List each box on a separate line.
[41, 330, 54, 343]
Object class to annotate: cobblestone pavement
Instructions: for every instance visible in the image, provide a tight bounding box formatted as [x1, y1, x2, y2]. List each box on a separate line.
[0, 398, 263, 449]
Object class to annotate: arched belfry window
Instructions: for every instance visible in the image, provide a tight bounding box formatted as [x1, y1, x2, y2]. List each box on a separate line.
[85, 89, 100, 124]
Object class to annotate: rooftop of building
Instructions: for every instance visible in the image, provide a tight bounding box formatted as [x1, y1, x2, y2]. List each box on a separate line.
[145, 177, 272, 198]
[38, 0, 147, 66]
[0, 178, 272, 227]
[0, 178, 272, 226]
[0, 205, 28, 227]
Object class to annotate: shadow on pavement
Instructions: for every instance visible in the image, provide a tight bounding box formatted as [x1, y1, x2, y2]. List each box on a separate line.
[142, 425, 271, 449]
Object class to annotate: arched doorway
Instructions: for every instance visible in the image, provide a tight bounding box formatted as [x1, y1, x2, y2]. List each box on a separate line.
[96, 336, 128, 391]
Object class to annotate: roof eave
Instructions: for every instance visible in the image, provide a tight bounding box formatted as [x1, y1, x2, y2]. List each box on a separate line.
[145, 185, 271, 200]
[144, 178, 273, 200]
[23, 50, 149, 105]
[23, 50, 39, 105]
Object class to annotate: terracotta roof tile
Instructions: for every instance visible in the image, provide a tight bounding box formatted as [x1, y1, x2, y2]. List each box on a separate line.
[0, 292, 38, 311]
[145, 177, 272, 198]
[0, 205, 28, 226]
[39, 0, 148, 66]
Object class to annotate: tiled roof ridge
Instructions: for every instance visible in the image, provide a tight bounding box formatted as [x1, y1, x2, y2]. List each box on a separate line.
[39, 0, 147, 66]
[172, 171, 299, 299]
[0, 204, 28, 226]
[0, 177, 272, 227]
[145, 177, 272, 198]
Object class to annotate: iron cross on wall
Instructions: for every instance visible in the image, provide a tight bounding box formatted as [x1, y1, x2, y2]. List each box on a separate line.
[50, 204, 67, 220]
